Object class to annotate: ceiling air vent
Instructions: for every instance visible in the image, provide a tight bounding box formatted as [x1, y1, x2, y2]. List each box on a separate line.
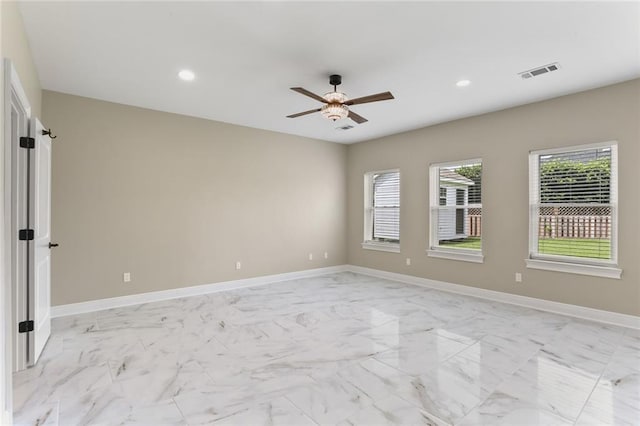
[336, 124, 354, 131]
[519, 62, 560, 79]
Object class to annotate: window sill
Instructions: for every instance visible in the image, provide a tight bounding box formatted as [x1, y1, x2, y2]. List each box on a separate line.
[426, 249, 484, 263]
[525, 258, 622, 279]
[362, 241, 401, 253]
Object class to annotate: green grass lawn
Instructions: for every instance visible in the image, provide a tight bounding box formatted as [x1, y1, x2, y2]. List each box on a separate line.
[538, 238, 611, 259]
[439, 237, 481, 249]
[439, 237, 611, 259]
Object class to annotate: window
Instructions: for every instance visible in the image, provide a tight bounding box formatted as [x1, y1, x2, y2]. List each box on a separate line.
[439, 188, 447, 206]
[527, 142, 621, 279]
[428, 159, 483, 263]
[363, 169, 400, 252]
[455, 188, 465, 234]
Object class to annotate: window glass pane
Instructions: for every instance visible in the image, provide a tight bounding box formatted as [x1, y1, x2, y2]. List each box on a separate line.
[439, 188, 446, 206]
[535, 147, 612, 261]
[372, 171, 400, 242]
[539, 148, 611, 204]
[455, 209, 465, 234]
[434, 162, 482, 251]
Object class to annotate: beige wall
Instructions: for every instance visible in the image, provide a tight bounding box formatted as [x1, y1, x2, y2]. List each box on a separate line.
[347, 79, 640, 316]
[43, 91, 347, 305]
[41, 81, 640, 315]
[1, 1, 41, 117]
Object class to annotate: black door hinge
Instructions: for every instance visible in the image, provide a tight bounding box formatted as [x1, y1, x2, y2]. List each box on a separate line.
[18, 229, 34, 241]
[19, 137, 35, 149]
[18, 320, 34, 333]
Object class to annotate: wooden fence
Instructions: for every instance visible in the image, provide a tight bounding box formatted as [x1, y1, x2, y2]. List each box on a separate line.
[538, 215, 611, 239]
[468, 215, 482, 237]
[466, 214, 611, 239]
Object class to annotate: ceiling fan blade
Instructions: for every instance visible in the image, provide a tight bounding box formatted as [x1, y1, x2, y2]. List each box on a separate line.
[290, 87, 328, 103]
[348, 110, 368, 124]
[286, 108, 322, 118]
[345, 91, 394, 106]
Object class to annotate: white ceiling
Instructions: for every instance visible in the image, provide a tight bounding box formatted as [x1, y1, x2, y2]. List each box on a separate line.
[19, 1, 640, 144]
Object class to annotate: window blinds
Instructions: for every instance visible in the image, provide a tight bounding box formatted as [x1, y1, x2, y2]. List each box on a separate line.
[531, 145, 615, 262]
[372, 171, 400, 242]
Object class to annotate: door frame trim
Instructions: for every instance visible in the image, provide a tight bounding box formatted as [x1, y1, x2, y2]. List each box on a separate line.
[2, 59, 32, 424]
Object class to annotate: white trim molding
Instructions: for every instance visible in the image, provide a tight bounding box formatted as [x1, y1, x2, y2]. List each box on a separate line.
[51, 265, 348, 318]
[427, 249, 484, 263]
[5, 60, 31, 116]
[3, 59, 33, 423]
[346, 265, 639, 330]
[362, 241, 401, 253]
[526, 258, 622, 279]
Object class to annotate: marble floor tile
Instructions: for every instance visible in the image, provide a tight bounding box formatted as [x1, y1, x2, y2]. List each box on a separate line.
[575, 379, 640, 425]
[492, 351, 601, 422]
[211, 396, 317, 426]
[538, 319, 626, 376]
[13, 400, 59, 426]
[338, 394, 449, 426]
[50, 312, 98, 336]
[609, 332, 640, 374]
[458, 391, 573, 426]
[58, 383, 186, 425]
[110, 354, 215, 404]
[393, 355, 503, 424]
[597, 362, 640, 407]
[13, 355, 112, 415]
[173, 374, 315, 425]
[284, 375, 374, 424]
[12, 272, 638, 426]
[478, 333, 543, 360]
[453, 339, 538, 378]
[61, 328, 146, 365]
[336, 358, 416, 402]
[374, 329, 471, 375]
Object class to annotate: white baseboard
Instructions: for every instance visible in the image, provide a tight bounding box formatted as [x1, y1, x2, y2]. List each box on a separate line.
[52, 263, 639, 330]
[51, 265, 349, 318]
[346, 265, 640, 330]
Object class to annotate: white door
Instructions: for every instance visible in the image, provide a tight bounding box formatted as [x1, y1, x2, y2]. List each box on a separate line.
[27, 118, 52, 365]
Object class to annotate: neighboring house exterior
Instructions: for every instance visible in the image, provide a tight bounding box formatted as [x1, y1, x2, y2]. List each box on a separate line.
[438, 170, 474, 241]
[371, 171, 400, 242]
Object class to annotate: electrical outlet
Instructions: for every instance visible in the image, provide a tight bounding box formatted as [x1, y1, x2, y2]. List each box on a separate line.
[406, 258, 411, 266]
[308, 253, 313, 261]
[236, 261, 241, 270]
[324, 252, 328, 259]
[123, 272, 131, 283]
[515, 272, 522, 283]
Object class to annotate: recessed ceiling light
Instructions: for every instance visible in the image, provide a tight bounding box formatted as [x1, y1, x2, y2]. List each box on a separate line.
[456, 79, 471, 87]
[178, 70, 195, 81]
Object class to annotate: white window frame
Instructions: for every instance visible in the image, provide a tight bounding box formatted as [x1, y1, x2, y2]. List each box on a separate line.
[362, 169, 400, 253]
[427, 159, 484, 263]
[526, 141, 621, 279]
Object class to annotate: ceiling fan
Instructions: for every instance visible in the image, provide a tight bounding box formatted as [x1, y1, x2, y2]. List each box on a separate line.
[286, 74, 394, 124]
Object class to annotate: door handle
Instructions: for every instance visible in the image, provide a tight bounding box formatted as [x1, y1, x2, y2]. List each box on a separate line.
[48, 242, 59, 249]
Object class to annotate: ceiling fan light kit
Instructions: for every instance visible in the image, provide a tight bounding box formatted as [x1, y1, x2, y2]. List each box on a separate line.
[321, 103, 349, 121]
[287, 74, 394, 124]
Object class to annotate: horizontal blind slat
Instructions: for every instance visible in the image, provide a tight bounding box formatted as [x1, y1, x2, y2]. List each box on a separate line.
[534, 146, 614, 261]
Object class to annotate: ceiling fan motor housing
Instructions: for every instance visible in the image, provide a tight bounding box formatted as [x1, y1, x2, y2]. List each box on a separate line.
[329, 74, 342, 86]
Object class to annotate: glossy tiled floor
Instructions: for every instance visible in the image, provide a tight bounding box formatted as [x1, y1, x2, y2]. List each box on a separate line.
[13, 272, 640, 425]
